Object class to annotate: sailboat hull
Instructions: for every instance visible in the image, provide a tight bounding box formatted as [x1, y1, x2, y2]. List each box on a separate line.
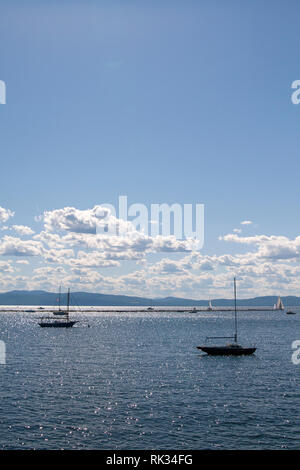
[39, 321, 77, 328]
[197, 346, 256, 356]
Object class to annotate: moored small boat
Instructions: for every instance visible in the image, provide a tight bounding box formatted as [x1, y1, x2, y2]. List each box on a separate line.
[197, 278, 256, 356]
[39, 320, 78, 328]
[197, 344, 256, 356]
[39, 288, 78, 328]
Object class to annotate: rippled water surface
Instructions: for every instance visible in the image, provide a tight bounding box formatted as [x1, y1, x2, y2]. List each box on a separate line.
[0, 308, 299, 449]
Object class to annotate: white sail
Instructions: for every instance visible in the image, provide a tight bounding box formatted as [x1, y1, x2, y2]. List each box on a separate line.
[276, 296, 284, 310]
[208, 300, 213, 311]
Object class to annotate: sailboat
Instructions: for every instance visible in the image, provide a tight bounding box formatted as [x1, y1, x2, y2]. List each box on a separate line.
[276, 296, 284, 311]
[197, 278, 256, 356]
[207, 300, 213, 311]
[39, 288, 78, 328]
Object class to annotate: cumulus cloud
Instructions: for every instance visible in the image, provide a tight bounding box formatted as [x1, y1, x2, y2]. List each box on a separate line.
[44, 206, 99, 233]
[34, 231, 66, 249]
[12, 225, 35, 236]
[241, 220, 253, 225]
[66, 251, 120, 268]
[0, 260, 14, 273]
[0, 206, 14, 223]
[152, 235, 198, 253]
[33, 266, 67, 278]
[0, 236, 42, 257]
[41, 206, 198, 254]
[3, 203, 300, 298]
[149, 259, 189, 275]
[30, 266, 68, 290]
[34, 227, 197, 268]
[42, 248, 74, 264]
[43, 205, 131, 235]
[220, 233, 300, 260]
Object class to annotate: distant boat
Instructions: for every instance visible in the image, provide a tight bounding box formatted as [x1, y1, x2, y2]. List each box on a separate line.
[189, 307, 197, 313]
[147, 298, 155, 311]
[197, 278, 256, 356]
[286, 310, 296, 315]
[39, 288, 78, 328]
[39, 320, 77, 328]
[207, 300, 213, 311]
[274, 297, 284, 311]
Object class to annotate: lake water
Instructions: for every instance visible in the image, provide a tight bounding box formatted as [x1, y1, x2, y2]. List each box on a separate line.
[0, 308, 299, 449]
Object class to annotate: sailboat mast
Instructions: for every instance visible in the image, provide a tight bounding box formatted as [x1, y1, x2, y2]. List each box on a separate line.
[67, 288, 70, 318]
[58, 285, 61, 311]
[234, 277, 238, 343]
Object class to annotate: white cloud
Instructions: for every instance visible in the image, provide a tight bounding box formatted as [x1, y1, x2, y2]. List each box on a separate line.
[220, 232, 300, 260]
[34, 231, 66, 249]
[3, 204, 300, 298]
[0, 260, 14, 273]
[152, 235, 198, 252]
[0, 207, 14, 223]
[42, 248, 74, 264]
[33, 266, 67, 278]
[43, 205, 131, 234]
[41, 206, 198, 255]
[12, 225, 35, 236]
[241, 220, 253, 225]
[149, 259, 189, 275]
[66, 251, 120, 268]
[0, 236, 42, 257]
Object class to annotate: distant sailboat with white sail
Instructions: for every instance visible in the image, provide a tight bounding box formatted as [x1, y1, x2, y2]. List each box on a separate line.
[274, 296, 284, 311]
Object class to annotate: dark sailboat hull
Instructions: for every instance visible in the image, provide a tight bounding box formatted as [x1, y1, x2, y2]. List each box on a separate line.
[39, 321, 77, 328]
[197, 346, 256, 356]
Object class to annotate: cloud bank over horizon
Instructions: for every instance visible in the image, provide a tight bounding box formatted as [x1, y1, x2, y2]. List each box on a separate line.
[0, 204, 299, 299]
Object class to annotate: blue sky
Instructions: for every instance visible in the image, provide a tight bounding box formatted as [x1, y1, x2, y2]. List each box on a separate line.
[1, 1, 300, 299]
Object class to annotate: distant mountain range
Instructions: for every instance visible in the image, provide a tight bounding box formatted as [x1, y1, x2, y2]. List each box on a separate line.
[0, 290, 298, 307]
